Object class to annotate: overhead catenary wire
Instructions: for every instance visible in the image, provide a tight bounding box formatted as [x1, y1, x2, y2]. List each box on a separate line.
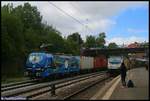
[70, 2, 92, 32]
[69, 2, 82, 15]
[70, 2, 90, 24]
[48, 2, 93, 34]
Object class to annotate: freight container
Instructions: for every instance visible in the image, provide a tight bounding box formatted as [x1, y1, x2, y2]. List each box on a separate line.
[102, 56, 107, 67]
[94, 55, 107, 69]
[80, 56, 94, 70]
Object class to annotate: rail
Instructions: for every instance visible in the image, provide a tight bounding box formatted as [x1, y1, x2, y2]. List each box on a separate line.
[26, 71, 107, 99]
[1, 79, 38, 88]
[1, 71, 108, 99]
[62, 76, 110, 100]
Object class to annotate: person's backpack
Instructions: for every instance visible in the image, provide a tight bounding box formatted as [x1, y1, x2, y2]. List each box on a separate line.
[127, 70, 134, 88]
[127, 79, 134, 88]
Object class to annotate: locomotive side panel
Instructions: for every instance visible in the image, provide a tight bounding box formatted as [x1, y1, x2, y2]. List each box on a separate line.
[53, 55, 80, 74]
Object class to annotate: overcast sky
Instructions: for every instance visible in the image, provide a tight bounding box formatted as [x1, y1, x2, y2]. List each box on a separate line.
[1, 1, 149, 45]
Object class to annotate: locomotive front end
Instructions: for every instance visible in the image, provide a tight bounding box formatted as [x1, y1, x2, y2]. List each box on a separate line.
[25, 52, 53, 78]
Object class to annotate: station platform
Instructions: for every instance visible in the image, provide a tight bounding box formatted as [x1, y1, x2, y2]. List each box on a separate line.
[91, 67, 149, 100]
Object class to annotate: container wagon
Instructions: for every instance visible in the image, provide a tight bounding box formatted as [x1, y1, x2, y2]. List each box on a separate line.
[94, 55, 107, 72]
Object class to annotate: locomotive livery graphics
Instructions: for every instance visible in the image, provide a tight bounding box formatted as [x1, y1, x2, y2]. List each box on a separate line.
[25, 52, 108, 78]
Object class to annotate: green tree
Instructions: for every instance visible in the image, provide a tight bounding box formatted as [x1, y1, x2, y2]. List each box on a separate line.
[1, 4, 26, 78]
[108, 42, 119, 49]
[67, 32, 83, 45]
[12, 3, 42, 32]
[139, 42, 149, 48]
[1, 2, 84, 80]
[96, 32, 106, 48]
[85, 35, 96, 48]
[67, 32, 83, 55]
[39, 24, 66, 53]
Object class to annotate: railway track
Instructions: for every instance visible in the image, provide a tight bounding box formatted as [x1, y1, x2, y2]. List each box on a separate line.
[28, 72, 108, 100]
[1, 79, 41, 92]
[1, 82, 38, 92]
[1, 81, 51, 97]
[27, 72, 106, 99]
[1, 80, 37, 88]
[28, 72, 106, 99]
[1, 71, 107, 100]
[62, 76, 112, 100]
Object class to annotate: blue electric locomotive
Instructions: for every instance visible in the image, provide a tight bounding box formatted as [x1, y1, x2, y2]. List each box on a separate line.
[25, 52, 80, 78]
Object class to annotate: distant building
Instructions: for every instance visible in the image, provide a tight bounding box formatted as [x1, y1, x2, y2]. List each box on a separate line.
[127, 42, 146, 59]
[127, 42, 140, 48]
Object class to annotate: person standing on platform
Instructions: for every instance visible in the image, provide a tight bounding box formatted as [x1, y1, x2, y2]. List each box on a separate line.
[120, 62, 127, 87]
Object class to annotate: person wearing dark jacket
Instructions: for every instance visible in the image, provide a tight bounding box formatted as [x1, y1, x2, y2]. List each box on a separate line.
[120, 62, 127, 87]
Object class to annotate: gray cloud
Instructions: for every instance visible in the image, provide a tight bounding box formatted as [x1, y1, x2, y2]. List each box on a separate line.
[2, 1, 148, 43]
